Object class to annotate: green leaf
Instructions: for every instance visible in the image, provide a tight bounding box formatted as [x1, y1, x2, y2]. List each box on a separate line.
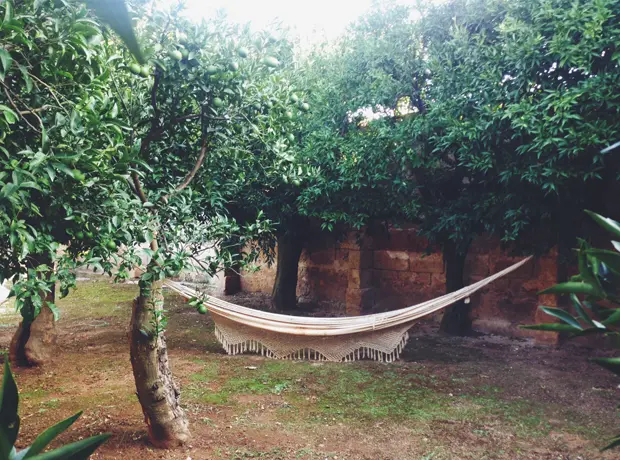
[520, 323, 580, 332]
[23, 412, 82, 458]
[3, 1, 13, 24]
[591, 357, 620, 377]
[601, 434, 620, 451]
[539, 306, 582, 329]
[586, 249, 620, 275]
[585, 210, 620, 241]
[0, 359, 20, 450]
[539, 282, 599, 296]
[0, 105, 18, 124]
[569, 294, 594, 326]
[26, 433, 111, 460]
[602, 308, 620, 326]
[0, 48, 13, 78]
[85, 0, 144, 64]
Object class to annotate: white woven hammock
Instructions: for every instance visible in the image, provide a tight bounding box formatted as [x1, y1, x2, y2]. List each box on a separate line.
[164, 257, 531, 362]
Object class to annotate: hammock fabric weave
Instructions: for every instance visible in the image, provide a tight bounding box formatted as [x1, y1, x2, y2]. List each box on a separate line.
[164, 257, 531, 362]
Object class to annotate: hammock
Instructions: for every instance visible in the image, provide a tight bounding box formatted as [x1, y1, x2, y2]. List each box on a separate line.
[164, 257, 532, 362]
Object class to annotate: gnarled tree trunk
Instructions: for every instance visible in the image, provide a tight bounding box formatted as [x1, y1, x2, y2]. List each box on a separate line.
[439, 240, 471, 335]
[10, 255, 57, 367]
[271, 232, 304, 311]
[129, 278, 190, 448]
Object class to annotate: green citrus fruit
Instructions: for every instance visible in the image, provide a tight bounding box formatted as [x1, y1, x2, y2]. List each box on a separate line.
[284, 111, 293, 120]
[299, 102, 310, 112]
[287, 133, 295, 142]
[237, 47, 249, 58]
[153, 43, 163, 54]
[213, 97, 224, 108]
[106, 241, 117, 251]
[76, 231, 84, 240]
[262, 56, 280, 68]
[290, 94, 299, 103]
[228, 62, 239, 72]
[197, 304, 208, 314]
[72, 169, 85, 181]
[265, 100, 274, 109]
[206, 65, 219, 75]
[181, 48, 189, 59]
[140, 66, 150, 78]
[129, 63, 142, 75]
[169, 49, 183, 61]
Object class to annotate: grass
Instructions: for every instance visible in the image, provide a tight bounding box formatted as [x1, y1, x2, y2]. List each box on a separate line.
[182, 358, 581, 440]
[0, 279, 137, 326]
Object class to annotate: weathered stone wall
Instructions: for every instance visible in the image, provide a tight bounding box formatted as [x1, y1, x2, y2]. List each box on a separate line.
[240, 227, 559, 343]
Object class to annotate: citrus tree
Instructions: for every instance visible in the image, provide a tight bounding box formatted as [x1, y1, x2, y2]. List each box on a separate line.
[97, 1, 307, 446]
[414, 0, 620, 333]
[0, 0, 132, 365]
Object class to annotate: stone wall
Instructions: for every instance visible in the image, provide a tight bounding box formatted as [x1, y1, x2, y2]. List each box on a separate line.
[239, 227, 559, 343]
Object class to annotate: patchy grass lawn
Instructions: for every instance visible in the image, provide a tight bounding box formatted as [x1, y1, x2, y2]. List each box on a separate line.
[0, 279, 618, 459]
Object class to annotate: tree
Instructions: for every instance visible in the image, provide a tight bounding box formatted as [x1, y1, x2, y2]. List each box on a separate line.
[97, 2, 300, 446]
[414, 0, 620, 333]
[0, 0, 129, 365]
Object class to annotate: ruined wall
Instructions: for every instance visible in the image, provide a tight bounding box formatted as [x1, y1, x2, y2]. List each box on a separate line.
[239, 227, 559, 343]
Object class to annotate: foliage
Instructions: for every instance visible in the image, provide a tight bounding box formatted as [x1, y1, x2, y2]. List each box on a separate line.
[0, 0, 130, 321]
[0, 358, 110, 459]
[523, 209, 620, 451]
[414, 0, 620, 252]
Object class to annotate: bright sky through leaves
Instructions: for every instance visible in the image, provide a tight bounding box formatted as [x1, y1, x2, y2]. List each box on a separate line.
[170, 0, 415, 42]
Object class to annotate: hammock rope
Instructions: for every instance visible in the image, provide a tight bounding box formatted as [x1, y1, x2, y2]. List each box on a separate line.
[164, 257, 532, 362]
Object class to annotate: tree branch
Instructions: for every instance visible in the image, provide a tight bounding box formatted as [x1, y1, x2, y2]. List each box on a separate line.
[161, 138, 208, 203]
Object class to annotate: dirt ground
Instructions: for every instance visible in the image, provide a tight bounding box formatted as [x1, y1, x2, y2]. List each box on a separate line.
[0, 279, 618, 459]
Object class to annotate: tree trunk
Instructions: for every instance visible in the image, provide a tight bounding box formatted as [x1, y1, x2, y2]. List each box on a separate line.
[10, 258, 57, 367]
[271, 233, 304, 311]
[129, 278, 190, 448]
[439, 241, 471, 335]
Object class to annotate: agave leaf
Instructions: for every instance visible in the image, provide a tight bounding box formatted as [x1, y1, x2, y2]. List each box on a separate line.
[22, 412, 82, 458]
[520, 323, 580, 332]
[591, 357, 620, 376]
[85, 0, 143, 64]
[602, 308, 620, 326]
[539, 282, 599, 296]
[586, 249, 620, 276]
[601, 434, 620, 451]
[26, 434, 111, 460]
[539, 306, 582, 329]
[569, 294, 595, 327]
[585, 210, 620, 241]
[0, 359, 20, 449]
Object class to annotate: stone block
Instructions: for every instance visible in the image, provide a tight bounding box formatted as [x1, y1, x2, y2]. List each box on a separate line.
[374, 250, 409, 271]
[465, 254, 490, 277]
[348, 269, 373, 289]
[348, 249, 373, 270]
[309, 249, 335, 266]
[534, 256, 557, 283]
[345, 288, 376, 315]
[491, 255, 535, 279]
[373, 270, 431, 295]
[410, 253, 444, 274]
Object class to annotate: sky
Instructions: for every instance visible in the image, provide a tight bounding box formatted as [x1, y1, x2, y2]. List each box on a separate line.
[170, 0, 414, 42]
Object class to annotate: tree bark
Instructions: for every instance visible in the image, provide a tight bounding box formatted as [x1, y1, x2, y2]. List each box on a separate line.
[129, 278, 190, 448]
[271, 233, 304, 311]
[9, 257, 57, 367]
[439, 240, 471, 335]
